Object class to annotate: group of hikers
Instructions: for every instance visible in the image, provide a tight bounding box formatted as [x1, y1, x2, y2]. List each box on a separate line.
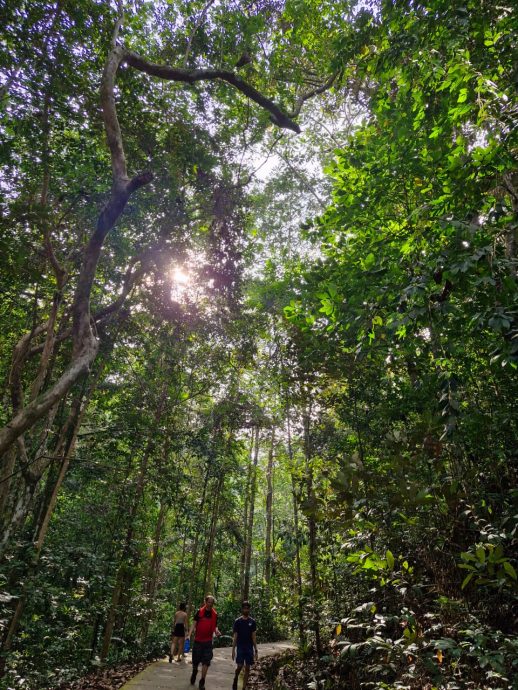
[169, 595, 258, 690]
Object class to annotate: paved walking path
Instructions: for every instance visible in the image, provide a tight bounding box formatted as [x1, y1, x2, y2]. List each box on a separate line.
[121, 641, 294, 690]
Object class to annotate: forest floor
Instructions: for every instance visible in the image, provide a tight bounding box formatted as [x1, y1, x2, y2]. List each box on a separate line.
[57, 659, 158, 690]
[246, 649, 298, 690]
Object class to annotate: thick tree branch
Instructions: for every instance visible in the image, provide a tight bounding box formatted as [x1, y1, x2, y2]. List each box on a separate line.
[0, 343, 97, 457]
[123, 50, 301, 133]
[71, 48, 153, 358]
[28, 292, 62, 402]
[100, 45, 128, 184]
[8, 321, 50, 427]
[27, 252, 155, 358]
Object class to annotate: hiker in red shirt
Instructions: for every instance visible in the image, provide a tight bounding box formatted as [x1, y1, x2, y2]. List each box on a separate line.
[189, 594, 221, 689]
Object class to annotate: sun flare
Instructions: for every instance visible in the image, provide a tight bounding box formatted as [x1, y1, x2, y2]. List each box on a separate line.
[172, 266, 190, 285]
[170, 264, 193, 302]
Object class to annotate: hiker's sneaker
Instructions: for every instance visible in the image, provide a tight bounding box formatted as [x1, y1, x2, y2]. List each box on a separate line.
[232, 676, 238, 690]
[168, 654, 172, 663]
[190, 669, 198, 685]
[199, 679, 205, 690]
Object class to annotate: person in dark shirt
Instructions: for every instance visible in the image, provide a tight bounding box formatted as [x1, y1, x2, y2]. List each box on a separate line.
[231, 601, 258, 690]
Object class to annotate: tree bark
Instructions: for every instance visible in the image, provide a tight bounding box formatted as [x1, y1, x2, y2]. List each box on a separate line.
[243, 426, 259, 601]
[303, 411, 322, 655]
[0, 446, 17, 527]
[186, 458, 212, 613]
[239, 429, 254, 595]
[264, 427, 275, 589]
[286, 412, 305, 646]
[140, 501, 168, 646]
[175, 528, 188, 604]
[203, 472, 224, 595]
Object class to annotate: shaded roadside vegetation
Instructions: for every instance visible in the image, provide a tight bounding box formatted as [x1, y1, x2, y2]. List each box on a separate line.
[55, 659, 154, 690]
[0, 1, 517, 689]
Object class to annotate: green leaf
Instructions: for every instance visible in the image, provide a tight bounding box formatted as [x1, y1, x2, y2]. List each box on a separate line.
[457, 88, 468, 103]
[461, 573, 474, 589]
[386, 550, 395, 570]
[362, 253, 376, 270]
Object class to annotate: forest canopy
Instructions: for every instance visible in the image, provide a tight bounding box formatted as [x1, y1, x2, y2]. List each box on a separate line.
[0, 1, 516, 689]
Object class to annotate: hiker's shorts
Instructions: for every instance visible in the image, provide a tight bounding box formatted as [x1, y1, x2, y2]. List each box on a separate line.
[192, 641, 214, 667]
[236, 645, 255, 666]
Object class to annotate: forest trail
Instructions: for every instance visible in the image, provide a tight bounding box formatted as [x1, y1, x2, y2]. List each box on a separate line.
[121, 641, 294, 689]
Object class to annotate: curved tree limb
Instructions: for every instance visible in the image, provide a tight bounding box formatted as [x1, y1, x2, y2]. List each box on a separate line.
[27, 249, 159, 358]
[0, 344, 97, 456]
[9, 326, 47, 413]
[29, 289, 63, 402]
[123, 49, 301, 133]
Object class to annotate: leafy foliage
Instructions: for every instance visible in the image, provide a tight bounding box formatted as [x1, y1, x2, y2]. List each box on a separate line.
[0, 1, 517, 690]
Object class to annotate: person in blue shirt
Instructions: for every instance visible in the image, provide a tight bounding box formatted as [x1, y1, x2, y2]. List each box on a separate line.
[231, 601, 258, 690]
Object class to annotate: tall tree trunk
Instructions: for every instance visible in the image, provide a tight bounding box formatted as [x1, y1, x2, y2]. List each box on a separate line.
[239, 429, 254, 596]
[243, 426, 259, 601]
[286, 413, 305, 646]
[186, 458, 212, 614]
[0, 446, 17, 525]
[140, 501, 168, 645]
[303, 411, 322, 655]
[264, 427, 275, 590]
[89, 614, 103, 660]
[203, 472, 224, 595]
[176, 528, 188, 603]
